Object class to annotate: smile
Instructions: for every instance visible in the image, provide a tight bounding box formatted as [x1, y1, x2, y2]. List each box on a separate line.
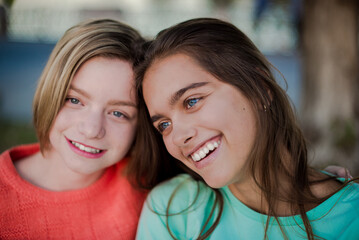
[70, 140, 102, 154]
[190, 140, 220, 162]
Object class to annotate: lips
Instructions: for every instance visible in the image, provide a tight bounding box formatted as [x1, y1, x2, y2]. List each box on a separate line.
[69, 140, 103, 154]
[65, 137, 105, 156]
[189, 138, 221, 162]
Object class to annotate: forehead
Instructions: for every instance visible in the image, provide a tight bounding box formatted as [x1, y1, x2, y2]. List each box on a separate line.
[75, 56, 133, 82]
[142, 54, 218, 114]
[143, 54, 209, 91]
[72, 57, 136, 101]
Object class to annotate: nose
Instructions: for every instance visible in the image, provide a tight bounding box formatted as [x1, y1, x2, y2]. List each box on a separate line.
[171, 120, 197, 147]
[78, 110, 106, 139]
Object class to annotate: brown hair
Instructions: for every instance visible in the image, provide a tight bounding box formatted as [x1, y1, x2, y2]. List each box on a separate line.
[33, 19, 145, 152]
[130, 18, 345, 239]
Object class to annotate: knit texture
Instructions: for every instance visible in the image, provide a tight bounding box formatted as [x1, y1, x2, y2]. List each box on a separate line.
[0, 144, 147, 240]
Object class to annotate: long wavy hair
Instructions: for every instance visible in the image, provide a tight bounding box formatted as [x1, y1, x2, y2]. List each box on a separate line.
[128, 18, 346, 239]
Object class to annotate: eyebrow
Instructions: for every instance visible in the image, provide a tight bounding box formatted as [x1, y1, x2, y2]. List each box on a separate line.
[69, 86, 136, 108]
[70, 86, 90, 99]
[150, 82, 209, 123]
[151, 114, 165, 123]
[169, 82, 209, 106]
[108, 100, 137, 108]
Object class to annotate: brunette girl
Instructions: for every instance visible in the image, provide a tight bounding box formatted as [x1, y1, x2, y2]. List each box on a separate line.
[131, 18, 359, 239]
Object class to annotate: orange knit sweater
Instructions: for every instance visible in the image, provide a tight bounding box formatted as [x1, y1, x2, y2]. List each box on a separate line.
[0, 144, 147, 239]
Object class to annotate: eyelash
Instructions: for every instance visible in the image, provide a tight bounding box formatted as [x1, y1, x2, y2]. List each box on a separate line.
[112, 111, 129, 119]
[184, 97, 202, 109]
[157, 121, 171, 133]
[66, 97, 129, 120]
[66, 97, 81, 105]
[156, 97, 203, 134]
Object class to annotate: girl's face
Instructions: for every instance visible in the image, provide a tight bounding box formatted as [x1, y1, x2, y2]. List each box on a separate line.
[48, 57, 137, 179]
[143, 54, 257, 188]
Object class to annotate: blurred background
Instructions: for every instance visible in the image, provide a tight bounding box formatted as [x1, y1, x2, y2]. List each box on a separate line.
[0, 0, 358, 174]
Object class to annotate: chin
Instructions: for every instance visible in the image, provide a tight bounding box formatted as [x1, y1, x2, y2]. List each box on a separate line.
[203, 177, 227, 189]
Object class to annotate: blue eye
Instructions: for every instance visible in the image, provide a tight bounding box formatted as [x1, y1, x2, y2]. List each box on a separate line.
[186, 98, 200, 109]
[67, 98, 80, 105]
[113, 111, 125, 118]
[158, 121, 171, 133]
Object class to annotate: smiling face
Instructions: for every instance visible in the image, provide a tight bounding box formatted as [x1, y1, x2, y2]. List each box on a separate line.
[47, 56, 137, 179]
[143, 54, 257, 188]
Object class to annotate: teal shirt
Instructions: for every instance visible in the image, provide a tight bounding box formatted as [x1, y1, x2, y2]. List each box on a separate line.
[136, 174, 359, 239]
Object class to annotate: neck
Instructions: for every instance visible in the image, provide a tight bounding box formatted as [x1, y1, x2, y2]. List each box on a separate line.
[15, 151, 104, 191]
[228, 179, 267, 213]
[228, 165, 300, 216]
[228, 169, 341, 217]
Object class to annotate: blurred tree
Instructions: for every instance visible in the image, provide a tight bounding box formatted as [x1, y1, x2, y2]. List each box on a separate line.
[0, 0, 15, 38]
[301, 0, 359, 174]
[253, 0, 301, 29]
[209, 0, 235, 19]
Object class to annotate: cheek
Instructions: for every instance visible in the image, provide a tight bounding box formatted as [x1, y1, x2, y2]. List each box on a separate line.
[198, 102, 228, 127]
[48, 112, 71, 149]
[163, 137, 181, 159]
[110, 123, 137, 148]
[125, 124, 137, 144]
[50, 110, 70, 135]
[55, 106, 79, 126]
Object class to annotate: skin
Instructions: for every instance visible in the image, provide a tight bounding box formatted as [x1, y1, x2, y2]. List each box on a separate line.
[143, 54, 257, 190]
[143, 53, 344, 215]
[15, 57, 138, 191]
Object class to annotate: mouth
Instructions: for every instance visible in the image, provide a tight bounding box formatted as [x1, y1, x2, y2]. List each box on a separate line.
[189, 139, 221, 162]
[68, 139, 104, 154]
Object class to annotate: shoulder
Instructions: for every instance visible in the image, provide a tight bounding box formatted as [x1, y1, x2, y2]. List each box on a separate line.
[137, 174, 219, 239]
[326, 180, 359, 208]
[1, 144, 40, 162]
[0, 144, 40, 177]
[340, 215, 359, 239]
[316, 180, 359, 219]
[105, 156, 148, 203]
[328, 186, 359, 240]
[113, 156, 130, 174]
[146, 174, 214, 213]
[333, 180, 359, 203]
[341, 181, 359, 208]
[150, 174, 202, 197]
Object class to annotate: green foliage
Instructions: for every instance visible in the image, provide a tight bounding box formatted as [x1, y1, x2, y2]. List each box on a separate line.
[331, 118, 357, 154]
[3, 0, 15, 8]
[0, 119, 37, 153]
[210, 0, 235, 8]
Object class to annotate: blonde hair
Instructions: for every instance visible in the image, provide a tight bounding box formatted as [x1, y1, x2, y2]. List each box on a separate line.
[33, 19, 144, 152]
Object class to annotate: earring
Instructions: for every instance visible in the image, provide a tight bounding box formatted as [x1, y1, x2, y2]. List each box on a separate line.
[263, 105, 267, 112]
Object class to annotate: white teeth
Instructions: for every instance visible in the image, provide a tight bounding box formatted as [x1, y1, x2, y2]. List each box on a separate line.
[203, 147, 209, 154]
[191, 140, 221, 162]
[208, 143, 214, 151]
[199, 150, 206, 158]
[90, 148, 99, 153]
[71, 141, 100, 154]
[193, 153, 200, 161]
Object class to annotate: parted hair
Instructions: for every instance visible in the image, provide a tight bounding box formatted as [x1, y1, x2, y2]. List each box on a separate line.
[33, 19, 145, 152]
[130, 18, 345, 240]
